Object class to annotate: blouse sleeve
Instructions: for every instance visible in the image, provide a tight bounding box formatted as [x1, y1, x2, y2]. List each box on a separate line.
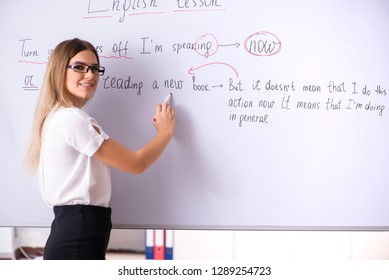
[62, 108, 109, 157]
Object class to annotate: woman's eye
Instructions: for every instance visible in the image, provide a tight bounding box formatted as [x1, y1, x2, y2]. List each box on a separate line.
[74, 65, 85, 71]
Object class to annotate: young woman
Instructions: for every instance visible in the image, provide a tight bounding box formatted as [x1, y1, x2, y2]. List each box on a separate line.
[25, 38, 175, 260]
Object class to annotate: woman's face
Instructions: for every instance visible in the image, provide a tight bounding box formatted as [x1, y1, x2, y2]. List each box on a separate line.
[65, 50, 100, 107]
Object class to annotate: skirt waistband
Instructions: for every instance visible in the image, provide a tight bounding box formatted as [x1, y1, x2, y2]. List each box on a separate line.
[53, 204, 111, 218]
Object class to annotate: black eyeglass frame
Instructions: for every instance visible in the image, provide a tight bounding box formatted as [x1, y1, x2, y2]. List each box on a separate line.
[66, 61, 105, 76]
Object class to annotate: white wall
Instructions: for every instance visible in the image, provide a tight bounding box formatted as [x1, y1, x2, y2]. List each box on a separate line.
[174, 230, 389, 260]
[2, 228, 389, 260]
[0, 228, 14, 259]
[13, 228, 50, 248]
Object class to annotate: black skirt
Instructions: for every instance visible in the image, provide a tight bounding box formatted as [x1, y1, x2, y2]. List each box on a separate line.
[44, 204, 112, 260]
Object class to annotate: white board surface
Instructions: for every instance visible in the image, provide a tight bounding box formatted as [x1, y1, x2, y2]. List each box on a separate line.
[1, 0, 388, 229]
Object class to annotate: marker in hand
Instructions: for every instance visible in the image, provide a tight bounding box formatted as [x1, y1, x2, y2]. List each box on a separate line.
[163, 92, 172, 105]
[154, 93, 172, 122]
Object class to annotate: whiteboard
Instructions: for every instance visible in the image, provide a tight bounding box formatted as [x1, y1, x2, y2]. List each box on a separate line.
[1, 0, 388, 229]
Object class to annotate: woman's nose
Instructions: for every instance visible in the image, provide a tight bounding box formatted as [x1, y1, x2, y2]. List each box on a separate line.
[84, 70, 93, 79]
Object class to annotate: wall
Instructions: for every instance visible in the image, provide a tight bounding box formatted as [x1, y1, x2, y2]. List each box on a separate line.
[2, 228, 389, 260]
[0, 228, 14, 259]
[174, 231, 389, 260]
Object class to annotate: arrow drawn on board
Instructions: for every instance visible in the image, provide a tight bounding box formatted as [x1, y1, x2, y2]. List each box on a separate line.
[188, 62, 239, 77]
[218, 43, 240, 48]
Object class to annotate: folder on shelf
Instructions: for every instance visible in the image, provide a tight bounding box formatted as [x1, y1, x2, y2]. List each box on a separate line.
[145, 229, 154, 260]
[154, 229, 165, 260]
[164, 230, 174, 260]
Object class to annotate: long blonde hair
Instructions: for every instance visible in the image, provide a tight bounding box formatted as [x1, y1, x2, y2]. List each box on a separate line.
[25, 38, 100, 174]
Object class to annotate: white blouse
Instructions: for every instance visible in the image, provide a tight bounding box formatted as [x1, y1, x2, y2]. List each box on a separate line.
[39, 107, 111, 207]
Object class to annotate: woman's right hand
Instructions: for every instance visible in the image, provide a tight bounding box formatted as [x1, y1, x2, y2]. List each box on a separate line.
[153, 102, 176, 139]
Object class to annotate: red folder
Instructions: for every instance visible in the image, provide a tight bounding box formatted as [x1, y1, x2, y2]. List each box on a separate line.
[154, 229, 165, 260]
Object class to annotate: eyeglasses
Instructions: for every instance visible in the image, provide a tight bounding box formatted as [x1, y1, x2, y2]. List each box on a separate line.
[66, 62, 105, 76]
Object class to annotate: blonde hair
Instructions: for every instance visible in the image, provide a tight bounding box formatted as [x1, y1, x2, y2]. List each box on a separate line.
[25, 38, 100, 174]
